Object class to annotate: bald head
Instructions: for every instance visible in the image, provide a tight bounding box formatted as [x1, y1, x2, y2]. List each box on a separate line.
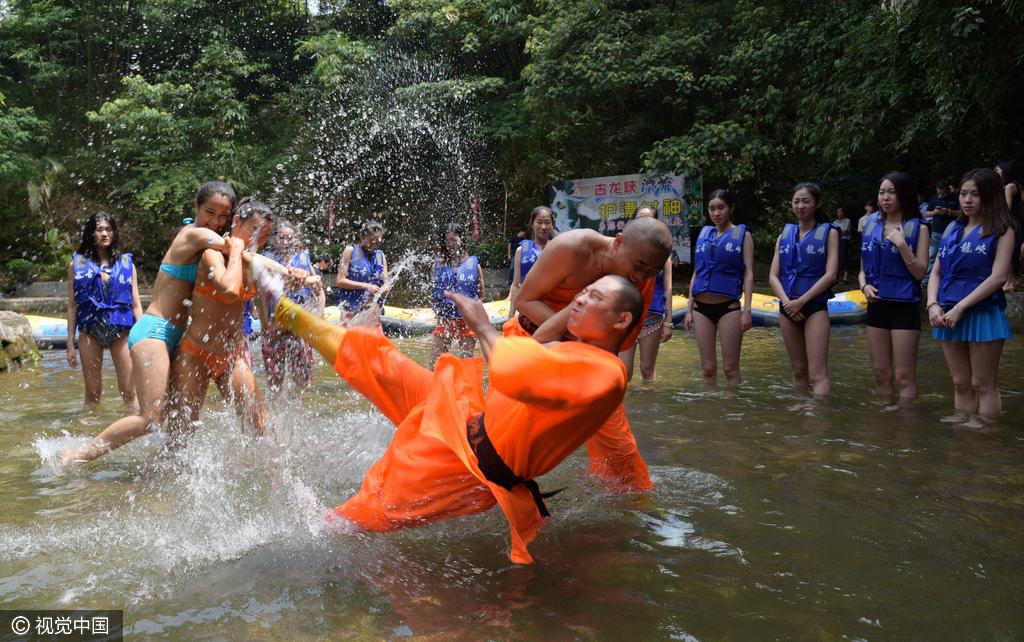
[622, 216, 672, 263]
[605, 275, 645, 337]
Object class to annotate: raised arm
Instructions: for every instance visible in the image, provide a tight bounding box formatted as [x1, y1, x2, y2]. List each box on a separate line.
[202, 238, 244, 299]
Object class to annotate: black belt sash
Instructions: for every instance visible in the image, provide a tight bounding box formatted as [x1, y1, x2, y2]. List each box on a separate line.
[466, 413, 559, 518]
[517, 314, 540, 335]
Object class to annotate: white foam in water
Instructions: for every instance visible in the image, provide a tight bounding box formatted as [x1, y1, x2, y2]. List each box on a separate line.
[5, 386, 398, 605]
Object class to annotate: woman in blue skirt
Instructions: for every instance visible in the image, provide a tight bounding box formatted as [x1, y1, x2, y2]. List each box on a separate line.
[927, 168, 1015, 419]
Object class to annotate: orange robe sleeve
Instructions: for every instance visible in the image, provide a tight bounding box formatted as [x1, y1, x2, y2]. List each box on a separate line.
[488, 337, 626, 409]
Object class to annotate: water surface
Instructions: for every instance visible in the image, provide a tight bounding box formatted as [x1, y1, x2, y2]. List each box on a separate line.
[1, 327, 1022, 639]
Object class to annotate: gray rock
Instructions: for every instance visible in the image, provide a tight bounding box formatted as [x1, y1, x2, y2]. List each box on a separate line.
[0, 311, 40, 370]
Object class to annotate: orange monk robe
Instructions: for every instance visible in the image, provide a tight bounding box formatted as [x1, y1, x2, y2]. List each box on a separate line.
[329, 327, 628, 564]
[502, 278, 655, 491]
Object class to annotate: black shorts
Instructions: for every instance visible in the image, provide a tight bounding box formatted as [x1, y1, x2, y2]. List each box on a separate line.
[866, 300, 921, 331]
[693, 298, 741, 325]
[779, 299, 829, 327]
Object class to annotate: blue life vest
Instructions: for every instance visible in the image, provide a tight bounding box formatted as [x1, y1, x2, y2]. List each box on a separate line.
[692, 224, 747, 299]
[861, 214, 924, 302]
[264, 249, 315, 303]
[518, 239, 543, 283]
[648, 269, 667, 316]
[242, 300, 253, 335]
[337, 244, 385, 312]
[937, 221, 1006, 310]
[433, 255, 480, 320]
[72, 252, 135, 330]
[778, 223, 834, 303]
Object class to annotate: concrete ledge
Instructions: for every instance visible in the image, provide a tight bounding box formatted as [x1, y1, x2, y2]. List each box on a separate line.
[0, 295, 153, 314]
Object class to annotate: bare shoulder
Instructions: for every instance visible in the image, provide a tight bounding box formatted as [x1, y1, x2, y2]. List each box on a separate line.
[545, 229, 602, 258]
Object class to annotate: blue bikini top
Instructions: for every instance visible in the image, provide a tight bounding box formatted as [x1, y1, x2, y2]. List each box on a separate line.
[159, 261, 199, 284]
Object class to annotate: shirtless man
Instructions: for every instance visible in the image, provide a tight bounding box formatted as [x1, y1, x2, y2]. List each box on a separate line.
[505, 216, 673, 490]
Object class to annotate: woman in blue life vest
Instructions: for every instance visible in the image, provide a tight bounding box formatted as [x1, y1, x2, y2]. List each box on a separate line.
[769, 182, 839, 397]
[858, 171, 931, 402]
[66, 212, 143, 408]
[683, 190, 754, 385]
[430, 223, 486, 369]
[508, 206, 556, 318]
[260, 220, 324, 391]
[927, 168, 1015, 420]
[335, 220, 388, 325]
[619, 206, 675, 383]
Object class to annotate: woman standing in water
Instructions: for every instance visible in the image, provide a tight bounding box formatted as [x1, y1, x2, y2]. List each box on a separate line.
[61, 182, 236, 465]
[336, 220, 388, 323]
[769, 182, 839, 397]
[620, 206, 674, 383]
[508, 206, 555, 317]
[684, 191, 754, 385]
[430, 223, 485, 369]
[168, 199, 276, 438]
[66, 212, 143, 408]
[260, 220, 323, 391]
[859, 172, 930, 402]
[928, 168, 1014, 420]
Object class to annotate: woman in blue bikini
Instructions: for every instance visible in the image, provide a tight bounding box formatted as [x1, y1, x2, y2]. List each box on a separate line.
[62, 181, 237, 465]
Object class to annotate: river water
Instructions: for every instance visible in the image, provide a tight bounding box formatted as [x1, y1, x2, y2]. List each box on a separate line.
[1, 327, 1022, 640]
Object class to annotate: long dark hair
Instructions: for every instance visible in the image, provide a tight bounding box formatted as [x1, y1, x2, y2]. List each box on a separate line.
[792, 182, 829, 224]
[880, 171, 919, 221]
[437, 222, 466, 264]
[77, 212, 121, 263]
[959, 168, 1011, 237]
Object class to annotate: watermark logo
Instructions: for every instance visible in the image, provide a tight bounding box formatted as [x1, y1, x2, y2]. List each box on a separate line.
[1, 610, 123, 641]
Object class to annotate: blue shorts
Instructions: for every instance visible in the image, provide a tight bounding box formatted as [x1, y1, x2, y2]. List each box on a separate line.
[932, 306, 1012, 343]
[127, 313, 186, 353]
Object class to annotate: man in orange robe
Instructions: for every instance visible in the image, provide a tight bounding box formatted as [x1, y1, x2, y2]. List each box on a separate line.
[506, 216, 673, 491]
[258, 270, 645, 564]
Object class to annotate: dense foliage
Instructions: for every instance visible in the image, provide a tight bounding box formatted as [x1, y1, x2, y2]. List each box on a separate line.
[1, 0, 1022, 288]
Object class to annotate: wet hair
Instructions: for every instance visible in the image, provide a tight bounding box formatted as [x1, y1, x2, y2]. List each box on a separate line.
[958, 168, 1011, 237]
[76, 212, 121, 263]
[234, 197, 274, 222]
[528, 206, 556, 239]
[195, 181, 237, 208]
[707, 189, 735, 210]
[621, 216, 673, 263]
[792, 181, 829, 224]
[635, 205, 659, 218]
[607, 275, 645, 337]
[880, 171, 919, 221]
[437, 222, 465, 262]
[996, 160, 1022, 186]
[359, 219, 384, 239]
